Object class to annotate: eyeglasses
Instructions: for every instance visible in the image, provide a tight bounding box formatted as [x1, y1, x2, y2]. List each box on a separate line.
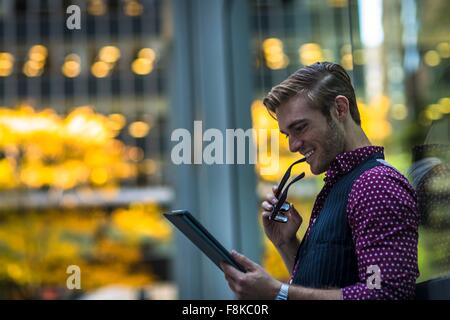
[270, 157, 306, 223]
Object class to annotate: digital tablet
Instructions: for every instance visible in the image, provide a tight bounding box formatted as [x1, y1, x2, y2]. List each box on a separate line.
[164, 210, 246, 273]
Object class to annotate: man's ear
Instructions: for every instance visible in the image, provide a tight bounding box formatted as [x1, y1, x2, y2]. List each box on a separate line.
[334, 95, 350, 122]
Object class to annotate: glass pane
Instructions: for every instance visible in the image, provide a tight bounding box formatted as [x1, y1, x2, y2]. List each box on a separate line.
[350, 0, 450, 282]
[251, 0, 450, 284]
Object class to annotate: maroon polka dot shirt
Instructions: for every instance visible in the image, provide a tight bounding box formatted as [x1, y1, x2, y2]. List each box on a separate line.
[301, 146, 419, 299]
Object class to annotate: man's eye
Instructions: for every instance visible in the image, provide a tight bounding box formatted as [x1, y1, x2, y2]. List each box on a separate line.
[295, 125, 306, 132]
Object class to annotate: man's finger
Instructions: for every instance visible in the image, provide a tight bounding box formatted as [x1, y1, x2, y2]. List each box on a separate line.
[265, 193, 278, 204]
[261, 201, 273, 211]
[221, 264, 239, 293]
[221, 261, 244, 281]
[261, 211, 271, 220]
[231, 251, 258, 271]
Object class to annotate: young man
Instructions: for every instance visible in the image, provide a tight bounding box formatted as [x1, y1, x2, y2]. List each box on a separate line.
[221, 62, 419, 300]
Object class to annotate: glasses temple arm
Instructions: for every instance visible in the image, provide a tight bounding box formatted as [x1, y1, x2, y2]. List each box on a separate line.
[272, 172, 306, 216]
[274, 157, 306, 198]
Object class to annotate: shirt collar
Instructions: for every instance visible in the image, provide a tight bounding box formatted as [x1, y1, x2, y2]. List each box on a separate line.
[324, 146, 385, 183]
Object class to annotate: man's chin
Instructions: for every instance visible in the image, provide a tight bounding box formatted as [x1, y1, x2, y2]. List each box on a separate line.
[309, 163, 327, 175]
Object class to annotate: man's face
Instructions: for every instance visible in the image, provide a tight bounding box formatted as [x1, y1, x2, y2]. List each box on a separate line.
[276, 95, 345, 175]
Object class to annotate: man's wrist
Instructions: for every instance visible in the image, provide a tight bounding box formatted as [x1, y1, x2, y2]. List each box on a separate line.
[278, 237, 299, 250]
[275, 283, 290, 300]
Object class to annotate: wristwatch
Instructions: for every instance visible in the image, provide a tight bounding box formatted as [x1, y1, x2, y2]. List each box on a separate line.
[275, 283, 289, 300]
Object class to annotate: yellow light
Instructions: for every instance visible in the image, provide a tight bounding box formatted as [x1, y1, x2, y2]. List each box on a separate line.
[0, 59, 13, 69]
[124, 0, 144, 16]
[438, 97, 450, 113]
[0, 52, 14, 76]
[262, 38, 289, 70]
[127, 146, 144, 162]
[0, 52, 14, 62]
[436, 42, 450, 58]
[91, 61, 110, 78]
[99, 46, 121, 63]
[23, 61, 43, 77]
[20, 167, 44, 188]
[0, 69, 13, 77]
[91, 167, 109, 185]
[0, 53, 14, 77]
[28, 60, 45, 69]
[131, 58, 153, 75]
[341, 53, 353, 70]
[425, 105, 442, 121]
[7, 264, 23, 281]
[128, 121, 150, 138]
[266, 56, 289, 70]
[62, 54, 81, 78]
[109, 113, 126, 130]
[29, 45, 48, 62]
[0, 106, 139, 191]
[299, 43, 323, 66]
[424, 50, 441, 67]
[112, 203, 172, 241]
[263, 38, 282, 50]
[391, 104, 408, 120]
[251, 99, 279, 130]
[138, 48, 156, 62]
[88, 0, 106, 15]
[62, 62, 80, 78]
[358, 96, 392, 143]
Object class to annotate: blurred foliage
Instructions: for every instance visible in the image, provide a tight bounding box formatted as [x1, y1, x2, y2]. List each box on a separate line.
[0, 203, 172, 299]
[0, 105, 172, 298]
[0, 105, 136, 190]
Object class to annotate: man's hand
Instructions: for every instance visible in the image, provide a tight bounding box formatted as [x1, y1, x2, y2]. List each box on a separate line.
[261, 185, 302, 248]
[220, 251, 282, 300]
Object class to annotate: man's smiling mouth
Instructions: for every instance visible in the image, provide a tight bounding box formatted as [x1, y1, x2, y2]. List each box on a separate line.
[304, 149, 315, 159]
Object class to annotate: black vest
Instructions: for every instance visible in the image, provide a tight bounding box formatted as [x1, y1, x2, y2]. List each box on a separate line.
[292, 153, 385, 288]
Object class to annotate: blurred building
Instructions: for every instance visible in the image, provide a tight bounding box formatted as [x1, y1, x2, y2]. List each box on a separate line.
[0, 0, 177, 299]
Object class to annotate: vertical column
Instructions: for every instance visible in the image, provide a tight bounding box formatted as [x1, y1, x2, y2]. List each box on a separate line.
[170, 0, 260, 299]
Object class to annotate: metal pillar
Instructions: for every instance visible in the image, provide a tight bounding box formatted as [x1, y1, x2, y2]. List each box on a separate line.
[169, 0, 261, 299]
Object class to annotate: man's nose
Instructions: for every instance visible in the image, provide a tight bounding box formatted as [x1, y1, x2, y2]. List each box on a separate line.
[289, 137, 303, 153]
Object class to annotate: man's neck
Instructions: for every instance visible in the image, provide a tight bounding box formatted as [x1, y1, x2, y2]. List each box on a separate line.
[343, 125, 372, 152]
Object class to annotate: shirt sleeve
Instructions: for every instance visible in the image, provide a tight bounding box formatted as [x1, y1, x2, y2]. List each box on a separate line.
[341, 166, 420, 300]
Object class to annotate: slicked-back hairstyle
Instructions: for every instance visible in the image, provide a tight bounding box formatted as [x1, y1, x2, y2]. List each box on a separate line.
[263, 62, 361, 126]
